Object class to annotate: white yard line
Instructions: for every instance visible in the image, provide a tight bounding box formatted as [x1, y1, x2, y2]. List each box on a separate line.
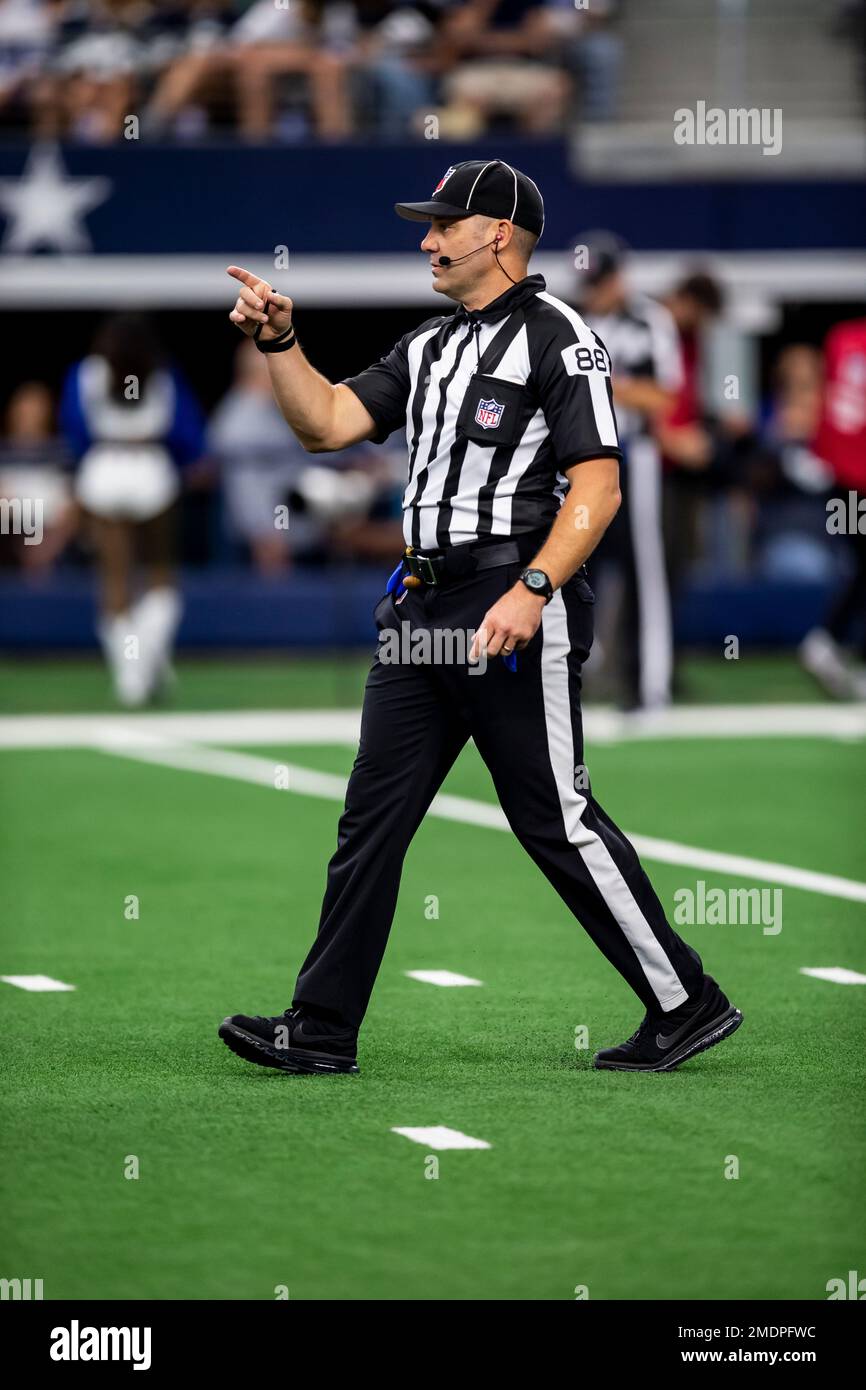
[83, 737, 866, 906]
[94, 730, 353, 801]
[405, 970, 484, 987]
[622, 834, 866, 905]
[1, 702, 865, 750]
[391, 1126, 491, 1150]
[1, 975, 76, 992]
[800, 967, 866, 985]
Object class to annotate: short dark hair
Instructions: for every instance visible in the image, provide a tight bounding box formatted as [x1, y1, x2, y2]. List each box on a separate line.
[511, 224, 539, 262]
[675, 271, 724, 315]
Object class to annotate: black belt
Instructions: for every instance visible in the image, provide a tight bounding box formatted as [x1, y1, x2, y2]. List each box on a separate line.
[401, 528, 547, 588]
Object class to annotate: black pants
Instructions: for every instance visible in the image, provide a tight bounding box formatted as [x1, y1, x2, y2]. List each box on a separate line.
[293, 552, 704, 1032]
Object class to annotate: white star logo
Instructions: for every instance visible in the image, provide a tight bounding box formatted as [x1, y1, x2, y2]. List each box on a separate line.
[0, 143, 111, 253]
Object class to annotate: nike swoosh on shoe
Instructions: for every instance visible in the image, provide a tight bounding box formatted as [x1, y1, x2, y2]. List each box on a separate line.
[655, 1013, 706, 1051]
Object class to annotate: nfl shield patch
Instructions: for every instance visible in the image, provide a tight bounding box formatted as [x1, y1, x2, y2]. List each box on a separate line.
[434, 165, 457, 193]
[475, 397, 505, 430]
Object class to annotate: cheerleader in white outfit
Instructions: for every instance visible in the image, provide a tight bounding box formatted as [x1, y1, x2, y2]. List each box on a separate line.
[61, 314, 205, 706]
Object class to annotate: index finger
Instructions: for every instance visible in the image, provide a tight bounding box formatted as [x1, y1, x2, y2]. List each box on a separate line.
[227, 265, 268, 291]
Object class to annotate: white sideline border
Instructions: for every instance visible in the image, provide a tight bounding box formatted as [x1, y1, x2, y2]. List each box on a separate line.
[1, 702, 866, 750]
[1, 707, 863, 905]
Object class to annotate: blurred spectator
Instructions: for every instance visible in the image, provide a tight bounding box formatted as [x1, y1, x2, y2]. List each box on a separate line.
[749, 345, 833, 582]
[434, 0, 571, 137]
[0, 0, 586, 141]
[569, 0, 620, 122]
[31, 0, 149, 143]
[0, 0, 55, 130]
[297, 452, 405, 561]
[60, 312, 206, 704]
[549, 0, 621, 122]
[655, 272, 724, 603]
[209, 337, 402, 573]
[355, 0, 451, 140]
[12, 1, 238, 144]
[146, 0, 356, 141]
[657, 273, 726, 474]
[656, 275, 805, 593]
[208, 337, 319, 573]
[800, 317, 866, 698]
[135, 1, 238, 141]
[764, 344, 825, 452]
[0, 379, 76, 571]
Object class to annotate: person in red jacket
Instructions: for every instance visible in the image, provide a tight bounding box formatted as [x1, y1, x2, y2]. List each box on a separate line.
[800, 318, 866, 699]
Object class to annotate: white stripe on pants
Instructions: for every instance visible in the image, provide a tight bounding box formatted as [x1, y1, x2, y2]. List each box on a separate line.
[540, 588, 688, 1008]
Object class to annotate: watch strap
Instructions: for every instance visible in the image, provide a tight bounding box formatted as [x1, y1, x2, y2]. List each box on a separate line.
[519, 567, 554, 603]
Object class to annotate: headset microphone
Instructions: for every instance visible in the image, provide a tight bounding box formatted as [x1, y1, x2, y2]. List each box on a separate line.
[436, 238, 499, 268]
[435, 235, 518, 285]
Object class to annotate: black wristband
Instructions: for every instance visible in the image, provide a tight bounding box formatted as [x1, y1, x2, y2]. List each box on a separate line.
[254, 322, 296, 353]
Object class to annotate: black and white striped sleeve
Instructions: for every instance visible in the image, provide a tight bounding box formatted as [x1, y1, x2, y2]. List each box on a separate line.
[531, 310, 623, 469]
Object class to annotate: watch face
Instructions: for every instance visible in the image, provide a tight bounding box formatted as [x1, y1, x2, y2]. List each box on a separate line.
[524, 569, 546, 590]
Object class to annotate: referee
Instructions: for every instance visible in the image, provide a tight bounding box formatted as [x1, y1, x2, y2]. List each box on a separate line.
[219, 160, 742, 1075]
[576, 233, 683, 711]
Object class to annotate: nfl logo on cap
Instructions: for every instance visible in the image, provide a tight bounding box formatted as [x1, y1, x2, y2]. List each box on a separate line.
[433, 166, 457, 193]
[475, 397, 504, 430]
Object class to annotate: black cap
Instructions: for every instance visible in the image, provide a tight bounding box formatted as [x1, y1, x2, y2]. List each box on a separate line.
[395, 160, 545, 239]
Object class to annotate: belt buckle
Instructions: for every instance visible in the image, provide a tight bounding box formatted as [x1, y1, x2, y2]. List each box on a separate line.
[416, 553, 440, 585]
[406, 546, 440, 586]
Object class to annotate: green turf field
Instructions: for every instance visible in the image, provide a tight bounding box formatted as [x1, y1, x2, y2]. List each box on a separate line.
[0, 648, 844, 713]
[1, 656, 864, 1300]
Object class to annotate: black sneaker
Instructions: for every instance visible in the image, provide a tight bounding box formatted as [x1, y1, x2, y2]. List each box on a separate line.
[593, 975, 743, 1072]
[218, 1007, 360, 1075]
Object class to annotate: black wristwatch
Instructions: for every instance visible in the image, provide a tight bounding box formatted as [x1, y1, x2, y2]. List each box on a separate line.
[519, 567, 554, 603]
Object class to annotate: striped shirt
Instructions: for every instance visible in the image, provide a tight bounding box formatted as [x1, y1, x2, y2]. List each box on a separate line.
[341, 272, 622, 549]
[583, 294, 683, 444]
